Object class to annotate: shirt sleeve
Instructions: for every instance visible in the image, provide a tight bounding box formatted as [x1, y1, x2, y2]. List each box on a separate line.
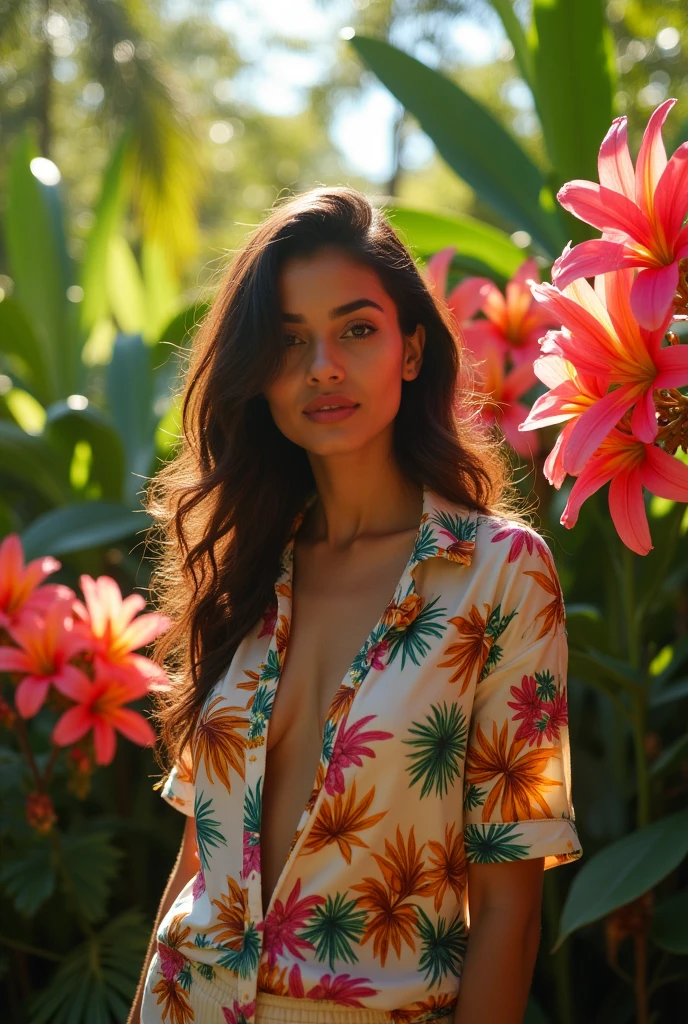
[159, 749, 195, 818]
[462, 530, 582, 871]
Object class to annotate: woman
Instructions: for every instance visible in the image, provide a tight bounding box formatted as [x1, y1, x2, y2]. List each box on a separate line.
[130, 186, 581, 1024]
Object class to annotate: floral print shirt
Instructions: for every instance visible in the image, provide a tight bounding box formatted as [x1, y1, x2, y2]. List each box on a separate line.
[156, 483, 582, 1023]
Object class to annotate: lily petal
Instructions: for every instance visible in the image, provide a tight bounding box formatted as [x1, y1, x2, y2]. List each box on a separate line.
[52, 704, 93, 746]
[560, 456, 618, 529]
[634, 98, 674, 221]
[598, 116, 635, 199]
[563, 384, 640, 475]
[653, 142, 688, 244]
[642, 443, 688, 501]
[630, 262, 679, 331]
[557, 181, 654, 248]
[608, 466, 652, 555]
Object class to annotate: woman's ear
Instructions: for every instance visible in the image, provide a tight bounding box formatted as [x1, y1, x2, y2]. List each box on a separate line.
[402, 323, 426, 381]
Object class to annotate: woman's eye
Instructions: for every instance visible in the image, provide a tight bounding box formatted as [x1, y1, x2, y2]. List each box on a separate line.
[284, 334, 303, 347]
[344, 322, 377, 339]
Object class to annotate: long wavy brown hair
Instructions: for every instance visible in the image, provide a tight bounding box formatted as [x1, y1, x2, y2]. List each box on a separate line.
[144, 184, 533, 773]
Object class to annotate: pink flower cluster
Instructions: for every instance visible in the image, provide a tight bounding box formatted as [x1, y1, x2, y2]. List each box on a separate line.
[427, 98, 688, 555]
[0, 533, 171, 766]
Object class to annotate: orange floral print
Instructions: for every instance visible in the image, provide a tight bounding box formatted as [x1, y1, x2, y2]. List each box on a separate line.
[303, 780, 387, 864]
[438, 602, 495, 693]
[194, 696, 248, 792]
[425, 823, 467, 912]
[466, 719, 563, 821]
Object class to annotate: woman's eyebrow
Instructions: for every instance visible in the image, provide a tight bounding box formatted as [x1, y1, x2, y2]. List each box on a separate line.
[281, 298, 384, 323]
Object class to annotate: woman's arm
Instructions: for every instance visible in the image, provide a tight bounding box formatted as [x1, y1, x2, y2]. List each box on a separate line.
[454, 857, 545, 1024]
[127, 815, 199, 1024]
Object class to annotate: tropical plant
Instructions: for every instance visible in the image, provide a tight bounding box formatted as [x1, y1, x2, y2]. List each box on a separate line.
[348, 4, 688, 1020]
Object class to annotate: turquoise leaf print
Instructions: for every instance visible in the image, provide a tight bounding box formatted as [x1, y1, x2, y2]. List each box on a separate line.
[430, 508, 477, 546]
[321, 719, 337, 764]
[463, 783, 487, 813]
[260, 648, 281, 684]
[248, 684, 275, 740]
[194, 933, 212, 948]
[178, 960, 193, 991]
[194, 960, 215, 981]
[387, 595, 447, 671]
[403, 702, 467, 799]
[535, 668, 557, 701]
[217, 922, 261, 977]
[464, 823, 530, 863]
[194, 790, 227, 871]
[479, 604, 518, 681]
[416, 906, 466, 988]
[412, 520, 438, 562]
[299, 892, 367, 971]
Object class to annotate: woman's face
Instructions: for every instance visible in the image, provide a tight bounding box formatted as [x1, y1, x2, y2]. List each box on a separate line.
[263, 246, 425, 457]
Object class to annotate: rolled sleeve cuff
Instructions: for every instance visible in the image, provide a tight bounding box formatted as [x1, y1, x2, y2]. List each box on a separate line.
[464, 816, 582, 870]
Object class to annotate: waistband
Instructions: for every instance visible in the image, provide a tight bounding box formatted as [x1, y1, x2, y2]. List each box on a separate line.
[187, 957, 455, 1023]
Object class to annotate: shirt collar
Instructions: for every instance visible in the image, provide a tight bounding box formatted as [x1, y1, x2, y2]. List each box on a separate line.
[283, 482, 477, 575]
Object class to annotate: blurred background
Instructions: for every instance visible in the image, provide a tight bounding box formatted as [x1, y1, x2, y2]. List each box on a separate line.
[0, 1, 687, 1022]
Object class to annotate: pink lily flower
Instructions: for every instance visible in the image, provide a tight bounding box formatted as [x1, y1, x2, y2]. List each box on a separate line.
[476, 257, 559, 373]
[0, 602, 90, 718]
[0, 533, 72, 629]
[51, 665, 156, 765]
[470, 333, 542, 457]
[72, 575, 171, 691]
[424, 246, 493, 351]
[527, 270, 688, 475]
[552, 98, 688, 330]
[560, 424, 688, 555]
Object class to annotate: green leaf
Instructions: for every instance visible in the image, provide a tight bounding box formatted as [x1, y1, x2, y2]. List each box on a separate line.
[651, 886, 688, 954]
[0, 295, 52, 404]
[27, 908, 149, 1024]
[650, 678, 688, 707]
[21, 501, 151, 559]
[649, 732, 688, 780]
[107, 236, 146, 336]
[6, 131, 73, 400]
[43, 401, 125, 502]
[59, 830, 122, 923]
[530, 0, 616, 241]
[488, 0, 534, 89]
[568, 647, 645, 697]
[0, 421, 71, 505]
[106, 333, 156, 504]
[385, 203, 526, 282]
[555, 810, 688, 950]
[0, 840, 56, 916]
[80, 131, 130, 331]
[349, 34, 565, 256]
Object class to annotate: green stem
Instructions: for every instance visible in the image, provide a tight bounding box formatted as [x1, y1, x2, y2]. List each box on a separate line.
[621, 544, 651, 831]
[542, 871, 573, 1024]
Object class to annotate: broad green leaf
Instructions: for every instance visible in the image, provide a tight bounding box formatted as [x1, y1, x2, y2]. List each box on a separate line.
[0, 295, 51, 403]
[488, 0, 534, 90]
[0, 421, 70, 505]
[650, 732, 688, 780]
[349, 34, 565, 256]
[384, 204, 526, 282]
[21, 501, 151, 560]
[107, 236, 146, 336]
[651, 886, 688, 954]
[27, 908, 149, 1024]
[80, 131, 130, 331]
[562, 604, 605, 652]
[6, 132, 72, 400]
[0, 840, 56, 916]
[529, 0, 616, 242]
[568, 647, 645, 697]
[555, 810, 688, 950]
[106, 333, 156, 504]
[650, 678, 688, 708]
[59, 830, 122, 923]
[5, 388, 47, 434]
[44, 401, 125, 502]
[141, 239, 180, 341]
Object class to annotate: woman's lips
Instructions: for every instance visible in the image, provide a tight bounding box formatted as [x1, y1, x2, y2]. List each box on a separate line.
[303, 404, 360, 423]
